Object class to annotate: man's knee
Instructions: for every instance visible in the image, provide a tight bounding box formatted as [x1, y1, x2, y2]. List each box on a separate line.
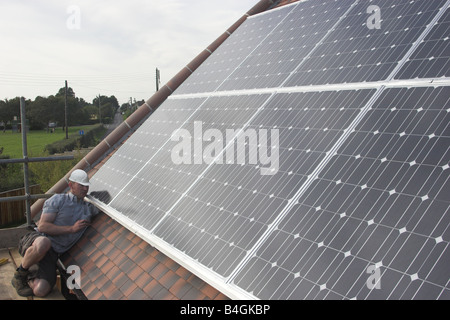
[32, 279, 52, 297]
[33, 237, 52, 256]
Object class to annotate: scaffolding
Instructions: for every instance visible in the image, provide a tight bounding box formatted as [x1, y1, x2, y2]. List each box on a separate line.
[0, 97, 74, 227]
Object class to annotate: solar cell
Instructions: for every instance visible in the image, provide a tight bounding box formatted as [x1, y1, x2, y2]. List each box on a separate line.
[90, 97, 208, 203]
[91, 94, 272, 231]
[395, 7, 450, 79]
[284, 0, 448, 87]
[233, 86, 450, 299]
[217, 0, 354, 91]
[153, 89, 375, 277]
[174, 4, 295, 95]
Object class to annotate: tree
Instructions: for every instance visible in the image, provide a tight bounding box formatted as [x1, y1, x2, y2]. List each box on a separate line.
[92, 95, 119, 124]
[1, 87, 122, 130]
[28, 96, 51, 129]
[56, 87, 76, 97]
[0, 98, 20, 128]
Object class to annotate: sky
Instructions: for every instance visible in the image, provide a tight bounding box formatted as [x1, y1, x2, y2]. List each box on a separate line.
[0, 0, 258, 105]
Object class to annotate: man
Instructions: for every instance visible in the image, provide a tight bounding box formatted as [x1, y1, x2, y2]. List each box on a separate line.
[11, 169, 98, 297]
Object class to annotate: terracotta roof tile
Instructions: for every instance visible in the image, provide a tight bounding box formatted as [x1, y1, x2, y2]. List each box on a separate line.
[113, 252, 128, 267]
[105, 228, 119, 242]
[181, 287, 208, 300]
[128, 287, 150, 300]
[111, 272, 129, 289]
[118, 258, 136, 275]
[175, 266, 191, 281]
[86, 265, 102, 282]
[133, 250, 149, 265]
[143, 279, 165, 297]
[149, 262, 170, 280]
[95, 237, 109, 251]
[82, 280, 98, 297]
[100, 260, 115, 275]
[125, 245, 141, 261]
[95, 274, 110, 289]
[159, 270, 179, 290]
[135, 272, 152, 290]
[214, 293, 230, 300]
[100, 280, 117, 299]
[153, 287, 176, 300]
[75, 236, 88, 248]
[120, 279, 138, 297]
[200, 283, 222, 300]
[140, 255, 160, 272]
[91, 251, 106, 267]
[163, 257, 180, 272]
[137, 239, 151, 251]
[105, 265, 121, 281]
[62, 213, 230, 300]
[102, 242, 118, 258]
[81, 259, 96, 274]
[88, 288, 104, 300]
[128, 265, 145, 282]
[169, 278, 192, 298]
[187, 274, 208, 290]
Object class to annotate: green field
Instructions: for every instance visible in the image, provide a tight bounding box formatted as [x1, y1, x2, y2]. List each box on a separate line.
[0, 126, 99, 158]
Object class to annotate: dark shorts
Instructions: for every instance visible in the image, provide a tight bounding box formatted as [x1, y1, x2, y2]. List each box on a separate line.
[18, 231, 59, 288]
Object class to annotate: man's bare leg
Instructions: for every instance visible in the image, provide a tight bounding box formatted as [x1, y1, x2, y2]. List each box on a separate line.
[22, 236, 52, 297]
[29, 278, 52, 297]
[12, 236, 52, 297]
[21, 236, 51, 269]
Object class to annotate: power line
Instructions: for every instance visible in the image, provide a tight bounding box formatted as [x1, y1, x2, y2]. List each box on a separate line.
[0, 71, 155, 86]
[0, 71, 158, 102]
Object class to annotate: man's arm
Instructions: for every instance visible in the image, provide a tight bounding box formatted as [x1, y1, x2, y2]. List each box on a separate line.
[37, 212, 90, 236]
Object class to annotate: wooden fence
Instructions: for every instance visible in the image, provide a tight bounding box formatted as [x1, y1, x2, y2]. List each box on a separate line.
[0, 185, 41, 228]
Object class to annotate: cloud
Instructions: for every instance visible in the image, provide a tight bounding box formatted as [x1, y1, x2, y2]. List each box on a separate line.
[0, 0, 257, 103]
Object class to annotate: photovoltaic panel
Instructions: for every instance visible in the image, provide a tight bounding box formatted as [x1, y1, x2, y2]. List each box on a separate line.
[88, 0, 450, 300]
[395, 7, 450, 79]
[284, 0, 448, 87]
[153, 89, 375, 277]
[174, 4, 294, 95]
[91, 94, 272, 231]
[233, 86, 450, 299]
[90, 97, 207, 203]
[216, 0, 354, 91]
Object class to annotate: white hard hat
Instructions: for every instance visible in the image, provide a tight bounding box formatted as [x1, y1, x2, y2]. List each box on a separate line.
[68, 169, 90, 186]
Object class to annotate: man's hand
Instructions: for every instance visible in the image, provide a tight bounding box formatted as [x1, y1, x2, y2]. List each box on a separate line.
[71, 220, 90, 234]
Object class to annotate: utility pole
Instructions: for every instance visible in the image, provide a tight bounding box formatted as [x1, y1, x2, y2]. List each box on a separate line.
[20, 97, 31, 225]
[156, 68, 161, 92]
[98, 94, 102, 124]
[65, 80, 68, 139]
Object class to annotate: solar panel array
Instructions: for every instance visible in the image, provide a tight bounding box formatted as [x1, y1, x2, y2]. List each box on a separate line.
[89, 0, 450, 300]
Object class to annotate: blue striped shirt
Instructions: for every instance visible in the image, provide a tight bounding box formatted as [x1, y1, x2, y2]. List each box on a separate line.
[41, 193, 99, 253]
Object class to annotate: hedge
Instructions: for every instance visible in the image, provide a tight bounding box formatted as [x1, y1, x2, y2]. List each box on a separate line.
[44, 124, 106, 155]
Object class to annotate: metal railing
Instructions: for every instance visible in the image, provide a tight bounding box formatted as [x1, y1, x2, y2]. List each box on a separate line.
[0, 97, 74, 227]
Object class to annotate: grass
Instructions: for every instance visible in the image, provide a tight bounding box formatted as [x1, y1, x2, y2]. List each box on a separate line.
[0, 125, 99, 158]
